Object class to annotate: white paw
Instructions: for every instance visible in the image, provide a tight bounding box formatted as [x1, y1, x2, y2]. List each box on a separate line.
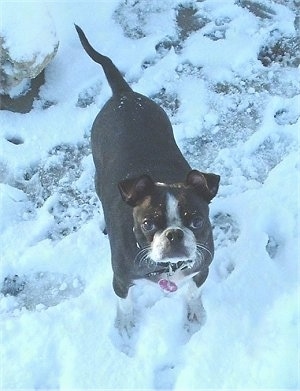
[115, 296, 135, 338]
[187, 297, 206, 325]
[115, 310, 135, 338]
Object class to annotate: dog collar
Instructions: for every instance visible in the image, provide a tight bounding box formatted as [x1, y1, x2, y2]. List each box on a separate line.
[145, 260, 190, 278]
[145, 260, 193, 293]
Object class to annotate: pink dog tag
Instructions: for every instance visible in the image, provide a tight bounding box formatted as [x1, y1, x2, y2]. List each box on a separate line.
[158, 279, 178, 292]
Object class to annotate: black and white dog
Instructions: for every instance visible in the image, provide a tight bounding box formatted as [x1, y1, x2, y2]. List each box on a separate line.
[75, 25, 220, 331]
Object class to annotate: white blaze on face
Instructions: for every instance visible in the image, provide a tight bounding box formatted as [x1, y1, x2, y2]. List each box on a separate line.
[166, 193, 181, 227]
[149, 192, 197, 263]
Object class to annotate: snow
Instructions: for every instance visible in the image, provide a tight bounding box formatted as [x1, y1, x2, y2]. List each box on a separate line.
[0, 0, 299, 389]
[1, 2, 57, 62]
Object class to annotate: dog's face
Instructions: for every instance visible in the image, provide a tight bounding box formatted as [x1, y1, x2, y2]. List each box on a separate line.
[119, 170, 220, 274]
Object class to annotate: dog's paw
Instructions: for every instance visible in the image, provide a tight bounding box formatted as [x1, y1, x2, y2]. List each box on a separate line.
[114, 296, 137, 339]
[111, 312, 138, 357]
[187, 297, 207, 325]
[114, 312, 136, 339]
[184, 296, 207, 339]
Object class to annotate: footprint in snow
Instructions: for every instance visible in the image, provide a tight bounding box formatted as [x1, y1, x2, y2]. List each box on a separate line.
[212, 212, 240, 248]
[0, 272, 85, 314]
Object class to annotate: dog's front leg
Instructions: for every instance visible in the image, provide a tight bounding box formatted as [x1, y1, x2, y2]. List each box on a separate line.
[115, 290, 135, 337]
[186, 279, 207, 325]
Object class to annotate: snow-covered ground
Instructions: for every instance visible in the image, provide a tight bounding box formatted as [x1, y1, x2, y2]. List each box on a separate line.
[0, 0, 299, 389]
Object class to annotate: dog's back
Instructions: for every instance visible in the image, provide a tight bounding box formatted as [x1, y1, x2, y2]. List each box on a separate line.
[75, 25, 191, 188]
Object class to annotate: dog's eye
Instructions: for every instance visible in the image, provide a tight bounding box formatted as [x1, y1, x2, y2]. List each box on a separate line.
[190, 215, 203, 229]
[142, 219, 156, 232]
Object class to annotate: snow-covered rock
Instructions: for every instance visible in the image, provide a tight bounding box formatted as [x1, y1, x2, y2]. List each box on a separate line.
[0, 2, 58, 95]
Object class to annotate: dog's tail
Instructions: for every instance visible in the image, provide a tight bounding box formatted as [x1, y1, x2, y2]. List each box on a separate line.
[75, 24, 132, 95]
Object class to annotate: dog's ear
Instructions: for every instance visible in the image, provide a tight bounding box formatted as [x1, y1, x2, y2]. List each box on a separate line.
[186, 169, 220, 202]
[118, 175, 155, 206]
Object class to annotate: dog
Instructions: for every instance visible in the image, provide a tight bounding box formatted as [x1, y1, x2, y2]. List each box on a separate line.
[75, 25, 220, 332]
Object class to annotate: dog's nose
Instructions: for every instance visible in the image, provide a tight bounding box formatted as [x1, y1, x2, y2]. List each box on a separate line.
[165, 228, 184, 243]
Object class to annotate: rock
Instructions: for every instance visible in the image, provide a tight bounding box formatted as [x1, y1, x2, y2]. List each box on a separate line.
[0, 71, 45, 113]
[0, 2, 59, 95]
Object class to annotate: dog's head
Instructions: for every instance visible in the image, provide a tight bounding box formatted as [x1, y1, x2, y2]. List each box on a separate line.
[118, 170, 220, 275]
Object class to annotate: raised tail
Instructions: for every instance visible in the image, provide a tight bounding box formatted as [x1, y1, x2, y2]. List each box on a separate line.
[75, 24, 132, 95]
